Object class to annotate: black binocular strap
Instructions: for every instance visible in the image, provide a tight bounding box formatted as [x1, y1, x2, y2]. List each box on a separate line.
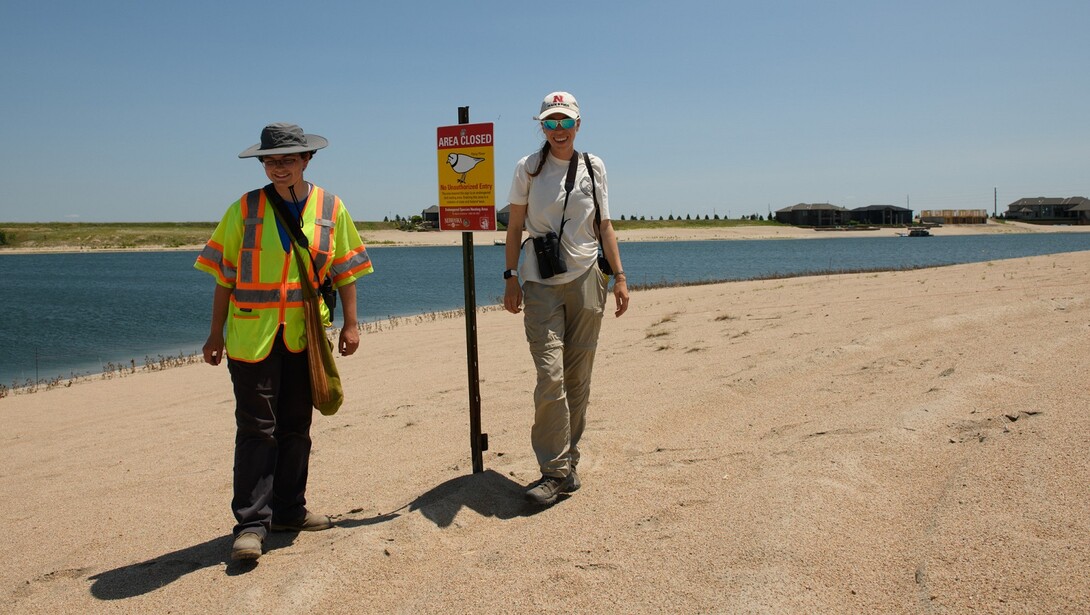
[556, 151, 580, 244]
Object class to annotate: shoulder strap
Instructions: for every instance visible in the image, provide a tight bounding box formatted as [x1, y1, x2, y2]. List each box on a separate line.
[556, 151, 580, 242]
[263, 184, 309, 248]
[263, 184, 323, 290]
[584, 152, 602, 243]
[564, 150, 579, 193]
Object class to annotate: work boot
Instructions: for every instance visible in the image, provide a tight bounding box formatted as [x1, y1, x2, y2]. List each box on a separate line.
[562, 468, 580, 493]
[525, 475, 567, 506]
[271, 511, 333, 532]
[231, 532, 263, 561]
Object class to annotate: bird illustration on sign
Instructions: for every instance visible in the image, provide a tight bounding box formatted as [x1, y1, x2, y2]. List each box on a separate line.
[446, 153, 486, 184]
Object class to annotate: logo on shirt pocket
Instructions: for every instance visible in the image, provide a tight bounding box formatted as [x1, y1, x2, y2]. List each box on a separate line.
[580, 176, 594, 197]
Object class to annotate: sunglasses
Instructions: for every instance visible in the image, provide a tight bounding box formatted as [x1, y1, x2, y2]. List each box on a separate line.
[541, 118, 577, 130]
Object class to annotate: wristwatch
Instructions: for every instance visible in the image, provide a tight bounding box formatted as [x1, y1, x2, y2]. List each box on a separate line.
[503, 269, 518, 280]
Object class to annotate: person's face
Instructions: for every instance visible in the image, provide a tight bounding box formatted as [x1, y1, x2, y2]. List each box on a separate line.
[261, 153, 309, 187]
[541, 113, 579, 154]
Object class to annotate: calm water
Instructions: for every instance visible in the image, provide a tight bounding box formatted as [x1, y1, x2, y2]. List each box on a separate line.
[3, 232, 1090, 384]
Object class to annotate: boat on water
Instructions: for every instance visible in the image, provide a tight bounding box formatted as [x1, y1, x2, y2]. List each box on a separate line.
[897, 227, 932, 237]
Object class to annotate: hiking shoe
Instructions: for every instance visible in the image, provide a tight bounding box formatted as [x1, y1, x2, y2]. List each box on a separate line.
[231, 532, 263, 561]
[526, 475, 567, 506]
[271, 511, 332, 532]
[562, 468, 581, 493]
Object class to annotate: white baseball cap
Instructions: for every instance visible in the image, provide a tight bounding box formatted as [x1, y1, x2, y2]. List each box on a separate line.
[534, 91, 580, 120]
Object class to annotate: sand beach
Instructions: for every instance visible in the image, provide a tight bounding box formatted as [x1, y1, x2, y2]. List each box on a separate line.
[2, 224, 1089, 613]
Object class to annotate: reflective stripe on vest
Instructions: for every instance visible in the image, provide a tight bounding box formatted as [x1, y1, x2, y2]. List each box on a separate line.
[234, 187, 338, 310]
[197, 243, 235, 284]
[331, 249, 372, 281]
[310, 191, 336, 278]
[240, 190, 263, 286]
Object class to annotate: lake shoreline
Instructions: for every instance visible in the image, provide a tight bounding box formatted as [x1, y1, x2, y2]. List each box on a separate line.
[2, 220, 1089, 254]
[6, 230, 1090, 390]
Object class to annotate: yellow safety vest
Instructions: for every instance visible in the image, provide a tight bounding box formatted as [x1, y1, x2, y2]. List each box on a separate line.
[196, 185, 371, 362]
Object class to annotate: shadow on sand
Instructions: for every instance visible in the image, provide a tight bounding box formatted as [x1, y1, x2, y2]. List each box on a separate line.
[88, 470, 544, 600]
[406, 469, 555, 527]
[87, 510, 394, 600]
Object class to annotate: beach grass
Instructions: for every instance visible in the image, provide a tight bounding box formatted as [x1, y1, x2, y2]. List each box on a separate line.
[0, 222, 220, 250]
[0, 219, 783, 250]
[0, 221, 411, 250]
[610, 217, 781, 230]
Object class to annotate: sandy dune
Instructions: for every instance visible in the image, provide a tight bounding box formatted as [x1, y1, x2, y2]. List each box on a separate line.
[2, 249, 1089, 613]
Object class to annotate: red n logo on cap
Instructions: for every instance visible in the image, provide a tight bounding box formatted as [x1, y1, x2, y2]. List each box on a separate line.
[553, 95, 564, 103]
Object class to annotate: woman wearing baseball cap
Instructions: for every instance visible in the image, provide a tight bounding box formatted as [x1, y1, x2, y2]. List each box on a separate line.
[502, 92, 630, 506]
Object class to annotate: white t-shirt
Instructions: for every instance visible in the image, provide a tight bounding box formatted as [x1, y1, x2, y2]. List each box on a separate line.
[507, 150, 610, 285]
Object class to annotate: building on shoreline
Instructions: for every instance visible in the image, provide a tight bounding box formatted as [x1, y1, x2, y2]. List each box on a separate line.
[775, 203, 913, 227]
[850, 204, 914, 226]
[1003, 197, 1090, 224]
[774, 203, 850, 227]
[920, 209, 988, 225]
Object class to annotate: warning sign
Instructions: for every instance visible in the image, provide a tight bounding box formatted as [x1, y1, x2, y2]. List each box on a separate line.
[436, 122, 495, 231]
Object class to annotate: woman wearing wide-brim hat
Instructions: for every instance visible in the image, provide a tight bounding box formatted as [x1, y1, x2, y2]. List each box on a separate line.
[195, 123, 374, 561]
[502, 92, 630, 506]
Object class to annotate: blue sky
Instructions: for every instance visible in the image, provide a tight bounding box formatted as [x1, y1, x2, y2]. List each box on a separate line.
[1, 1, 1086, 223]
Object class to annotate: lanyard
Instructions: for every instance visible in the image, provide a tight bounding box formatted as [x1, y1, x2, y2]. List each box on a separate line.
[556, 150, 579, 244]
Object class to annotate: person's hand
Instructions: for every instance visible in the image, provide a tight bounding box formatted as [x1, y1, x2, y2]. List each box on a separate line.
[203, 332, 226, 366]
[339, 326, 360, 356]
[503, 278, 523, 314]
[612, 278, 630, 317]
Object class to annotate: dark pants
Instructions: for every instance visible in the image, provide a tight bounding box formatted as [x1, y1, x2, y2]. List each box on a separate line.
[227, 333, 313, 538]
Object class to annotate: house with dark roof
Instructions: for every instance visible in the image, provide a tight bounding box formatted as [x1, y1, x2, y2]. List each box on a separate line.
[850, 205, 913, 225]
[1067, 200, 1090, 224]
[1003, 197, 1090, 223]
[774, 203, 850, 227]
[421, 205, 439, 227]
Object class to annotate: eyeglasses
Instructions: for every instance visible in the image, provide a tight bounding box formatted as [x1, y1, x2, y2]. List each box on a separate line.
[261, 156, 303, 168]
[541, 118, 577, 130]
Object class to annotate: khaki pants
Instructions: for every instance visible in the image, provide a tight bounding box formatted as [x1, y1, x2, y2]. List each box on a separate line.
[522, 265, 608, 477]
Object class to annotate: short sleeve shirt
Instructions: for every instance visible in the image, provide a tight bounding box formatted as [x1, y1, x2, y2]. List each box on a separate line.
[507, 151, 609, 284]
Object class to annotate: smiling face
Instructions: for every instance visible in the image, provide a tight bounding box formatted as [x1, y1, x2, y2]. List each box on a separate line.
[261, 153, 311, 192]
[541, 112, 579, 160]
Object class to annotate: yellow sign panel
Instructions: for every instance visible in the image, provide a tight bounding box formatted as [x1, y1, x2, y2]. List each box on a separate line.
[436, 122, 495, 231]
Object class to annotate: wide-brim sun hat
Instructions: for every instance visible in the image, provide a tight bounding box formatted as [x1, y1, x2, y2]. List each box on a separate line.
[534, 91, 579, 120]
[238, 122, 328, 158]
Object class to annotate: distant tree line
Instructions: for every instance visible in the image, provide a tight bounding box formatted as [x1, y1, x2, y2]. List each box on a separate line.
[615, 214, 767, 221]
[381, 214, 427, 231]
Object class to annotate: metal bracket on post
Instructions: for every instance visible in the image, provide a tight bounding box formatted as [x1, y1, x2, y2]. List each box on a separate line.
[459, 105, 487, 474]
